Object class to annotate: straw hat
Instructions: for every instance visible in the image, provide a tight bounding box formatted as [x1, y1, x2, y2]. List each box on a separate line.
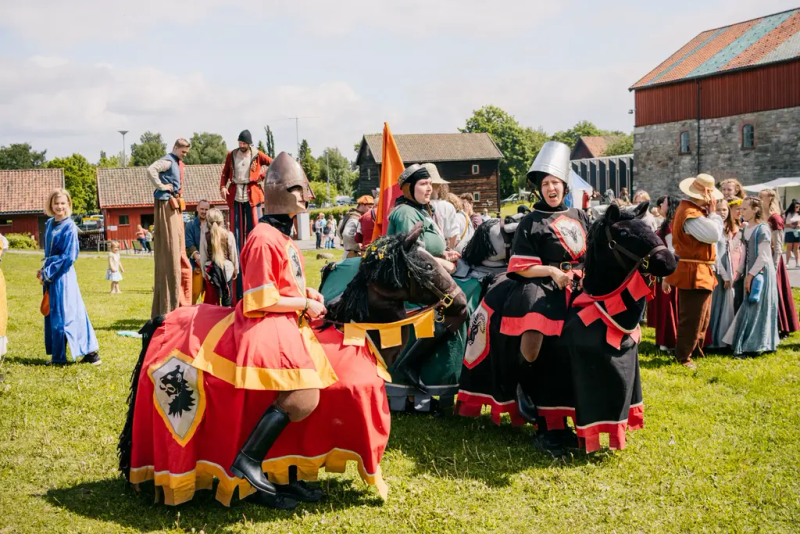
[679, 173, 723, 201]
[422, 163, 448, 185]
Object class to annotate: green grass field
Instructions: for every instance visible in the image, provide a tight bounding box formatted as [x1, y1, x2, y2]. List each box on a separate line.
[1, 250, 799, 533]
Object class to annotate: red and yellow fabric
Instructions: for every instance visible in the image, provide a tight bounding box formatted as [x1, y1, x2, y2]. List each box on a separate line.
[129, 305, 392, 506]
[202, 222, 336, 391]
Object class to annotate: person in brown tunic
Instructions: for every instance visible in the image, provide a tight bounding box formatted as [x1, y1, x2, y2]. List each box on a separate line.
[663, 174, 724, 369]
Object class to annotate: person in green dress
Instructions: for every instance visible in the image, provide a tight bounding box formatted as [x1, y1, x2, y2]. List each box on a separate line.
[386, 163, 465, 396]
[387, 163, 461, 273]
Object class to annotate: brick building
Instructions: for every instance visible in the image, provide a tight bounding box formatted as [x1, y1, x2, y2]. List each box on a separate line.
[355, 133, 504, 212]
[630, 8, 800, 197]
[0, 168, 65, 246]
[97, 165, 227, 242]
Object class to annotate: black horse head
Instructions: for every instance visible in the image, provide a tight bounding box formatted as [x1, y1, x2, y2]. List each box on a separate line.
[326, 223, 468, 326]
[584, 202, 677, 297]
[159, 365, 196, 418]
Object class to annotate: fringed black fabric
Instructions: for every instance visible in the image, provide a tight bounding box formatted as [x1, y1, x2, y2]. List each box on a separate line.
[118, 315, 165, 481]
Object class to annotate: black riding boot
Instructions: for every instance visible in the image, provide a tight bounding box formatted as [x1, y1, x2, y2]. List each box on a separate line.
[231, 405, 290, 497]
[392, 322, 450, 393]
[276, 465, 324, 502]
[516, 359, 538, 424]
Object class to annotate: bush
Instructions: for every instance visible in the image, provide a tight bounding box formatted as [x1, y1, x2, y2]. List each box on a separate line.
[5, 233, 38, 250]
[309, 206, 354, 220]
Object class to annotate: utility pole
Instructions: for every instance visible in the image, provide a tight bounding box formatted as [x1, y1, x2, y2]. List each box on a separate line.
[118, 130, 129, 166]
[326, 151, 331, 206]
[266, 116, 318, 157]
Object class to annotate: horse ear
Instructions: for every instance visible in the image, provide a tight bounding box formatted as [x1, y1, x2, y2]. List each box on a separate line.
[634, 201, 650, 219]
[404, 222, 424, 250]
[606, 203, 621, 222]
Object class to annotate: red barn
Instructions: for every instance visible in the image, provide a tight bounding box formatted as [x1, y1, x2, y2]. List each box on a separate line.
[97, 165, 227, 242]
[0, 168, 65, 246]
[630, 8, 800, 196]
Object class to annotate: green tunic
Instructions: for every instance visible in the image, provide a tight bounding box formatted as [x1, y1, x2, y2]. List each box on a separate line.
[387, 203, 446, 257]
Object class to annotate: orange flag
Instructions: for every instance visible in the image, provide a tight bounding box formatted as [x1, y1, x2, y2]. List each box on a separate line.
[372, 122, 404, 240]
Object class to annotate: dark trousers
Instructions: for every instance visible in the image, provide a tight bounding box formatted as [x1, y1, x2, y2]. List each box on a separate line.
[232, 201, 261, 301]
[316, 232, 322, 249]
[676, 288, 713, 364]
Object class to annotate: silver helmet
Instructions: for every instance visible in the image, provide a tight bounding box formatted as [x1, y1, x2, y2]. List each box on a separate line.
[527, 141, 571, 188]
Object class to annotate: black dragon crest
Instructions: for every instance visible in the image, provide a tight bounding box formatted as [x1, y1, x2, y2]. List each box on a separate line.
[467, 311, 487, 347]
[159, 365, 196, 417]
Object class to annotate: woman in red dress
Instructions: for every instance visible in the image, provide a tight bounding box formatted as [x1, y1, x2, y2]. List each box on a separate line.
[760, 188, 800, 336]
[654, 196, 680, 351]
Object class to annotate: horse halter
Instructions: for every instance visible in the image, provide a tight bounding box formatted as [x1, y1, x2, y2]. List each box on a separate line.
[604, 224, 667, 276]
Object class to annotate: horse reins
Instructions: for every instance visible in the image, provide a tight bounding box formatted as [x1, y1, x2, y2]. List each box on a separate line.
[604, 224, 667, 279]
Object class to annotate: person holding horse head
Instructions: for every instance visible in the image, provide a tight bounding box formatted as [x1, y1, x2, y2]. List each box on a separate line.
[387, 163, 461, 272]
[458, 140, 591, 454]
[663, 173, 724, 369]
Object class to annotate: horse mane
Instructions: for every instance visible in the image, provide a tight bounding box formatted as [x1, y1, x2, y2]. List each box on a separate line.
[326, 232, 433, 323]
[462, 219, 499, 265]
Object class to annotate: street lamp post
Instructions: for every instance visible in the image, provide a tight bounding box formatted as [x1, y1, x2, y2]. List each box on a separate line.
[118, 130, 129, 167]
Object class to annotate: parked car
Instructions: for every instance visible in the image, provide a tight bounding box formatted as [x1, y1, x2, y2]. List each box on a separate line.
[501, 194, 519, 205]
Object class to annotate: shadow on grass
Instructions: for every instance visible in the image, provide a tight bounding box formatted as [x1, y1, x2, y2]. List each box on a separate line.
[96, 318, 150, 332]
[44, 476, 381, 530]
[386, 411, 616, 488]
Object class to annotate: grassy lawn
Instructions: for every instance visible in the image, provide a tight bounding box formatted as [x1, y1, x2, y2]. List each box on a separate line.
[1, 250, 799, 533]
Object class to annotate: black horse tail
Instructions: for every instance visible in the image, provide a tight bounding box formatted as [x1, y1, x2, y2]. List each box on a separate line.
[118, 315, 165, 481]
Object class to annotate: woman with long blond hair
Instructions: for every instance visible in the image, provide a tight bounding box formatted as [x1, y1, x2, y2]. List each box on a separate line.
[719, 178, 745, 201]
[199, 208, 239, 307]
[36, 189, 100, 365]
[759, 188, 799, 336]
[707, 198, 745, 348]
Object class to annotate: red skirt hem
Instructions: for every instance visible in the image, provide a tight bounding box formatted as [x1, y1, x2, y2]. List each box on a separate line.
[575, 404, 644, 453]
[455, 391, 527, 426]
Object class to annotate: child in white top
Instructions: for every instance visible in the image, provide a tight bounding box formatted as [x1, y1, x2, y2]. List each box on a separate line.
[106, 241, 124, 293]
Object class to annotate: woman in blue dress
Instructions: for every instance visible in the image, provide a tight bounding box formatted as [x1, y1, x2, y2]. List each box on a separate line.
[37, 189, 100, 365]
[722, 197, 779, 355]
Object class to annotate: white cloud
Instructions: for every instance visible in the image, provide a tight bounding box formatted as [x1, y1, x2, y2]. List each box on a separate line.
[0, 55, 393, 160]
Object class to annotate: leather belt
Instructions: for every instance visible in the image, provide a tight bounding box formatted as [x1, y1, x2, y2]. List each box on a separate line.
[678, 258, 715, 265]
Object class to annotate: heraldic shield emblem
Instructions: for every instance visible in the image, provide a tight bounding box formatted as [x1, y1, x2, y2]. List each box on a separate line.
[550, 215, 587, 260]
[464, 302, 493, 369]
[148, 351, 206, 447]
[287, 242, 306, 295]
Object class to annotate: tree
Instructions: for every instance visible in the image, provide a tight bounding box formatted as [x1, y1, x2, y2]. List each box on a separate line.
[604, 134, 634, 156]
[461, 105, 545, 195]
[318, 147, 358, 195]
[97, 150, 120, 168]
[130, 132, 167, 167]
[257, 140, 267, 155]
[298, 139, 320, 181]
[549, 120, 625, 150]
[264, 126, 276, 158]
[310, 181, 338, 205]
[0, 143, 47, 169]
[47, 154, 97, 214]
[183, 132, 228, 165]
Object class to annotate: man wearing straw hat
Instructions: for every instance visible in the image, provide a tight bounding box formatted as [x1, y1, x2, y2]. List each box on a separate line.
[664, 173, 724, 369]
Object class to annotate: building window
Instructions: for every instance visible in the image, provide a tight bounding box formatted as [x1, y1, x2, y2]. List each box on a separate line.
[471, 164, 480, 175]
[679, 131, 691, 154]
[367, 168, 371, 182]
[742, 124, 755, 149]
[119, 215, 130, 226]
[473, 192, 481, 201]
[0, 219, 11, 226]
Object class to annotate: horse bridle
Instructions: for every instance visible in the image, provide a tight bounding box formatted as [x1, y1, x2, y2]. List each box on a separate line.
[604, 224, 667, 277]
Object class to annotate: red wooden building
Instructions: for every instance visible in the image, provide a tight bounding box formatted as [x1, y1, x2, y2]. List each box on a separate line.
[97, 164, 227, 242]
[0, 168, 65, 246]
[629, 8, 800, 195]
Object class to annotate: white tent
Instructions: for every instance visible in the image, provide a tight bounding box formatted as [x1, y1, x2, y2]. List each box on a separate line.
[743, 177, 800, 208]
[566, 170, 593, 208]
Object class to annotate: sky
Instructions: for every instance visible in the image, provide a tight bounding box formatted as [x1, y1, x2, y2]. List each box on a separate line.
[0, 0, 796, 162]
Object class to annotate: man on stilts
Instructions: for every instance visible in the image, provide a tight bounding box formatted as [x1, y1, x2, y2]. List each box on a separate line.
[219, 129, 272, 301]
